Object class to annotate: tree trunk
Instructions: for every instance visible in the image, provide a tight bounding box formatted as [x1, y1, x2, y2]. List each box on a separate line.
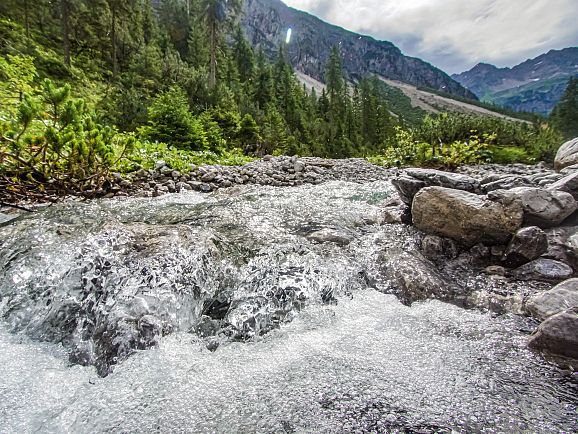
[24, 0, 30, 39]
[209, 18, 217, 88]
[61, 0, 71, 66]
[111, 5, 118, 76]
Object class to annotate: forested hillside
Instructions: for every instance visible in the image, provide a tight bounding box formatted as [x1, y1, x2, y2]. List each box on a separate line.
[0, 0, 567, 201]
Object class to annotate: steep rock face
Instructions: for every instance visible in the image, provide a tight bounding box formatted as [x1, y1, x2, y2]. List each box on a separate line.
[453, 47, 578, 114]
[241, 0, 476, 99]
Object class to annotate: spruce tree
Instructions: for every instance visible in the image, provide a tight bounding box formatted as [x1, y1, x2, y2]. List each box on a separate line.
[551, 77, 578, 139]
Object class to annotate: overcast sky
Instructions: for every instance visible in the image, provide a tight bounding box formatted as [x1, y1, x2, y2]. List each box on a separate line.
[283, 0, 578, 74]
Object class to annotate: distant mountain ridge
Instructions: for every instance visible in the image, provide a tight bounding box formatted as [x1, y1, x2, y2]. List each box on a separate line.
[241, 0, 476, 100]
[453, 47, 578, 115]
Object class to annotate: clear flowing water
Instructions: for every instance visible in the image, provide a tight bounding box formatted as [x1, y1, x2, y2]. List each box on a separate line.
[0, 181, 576, 433]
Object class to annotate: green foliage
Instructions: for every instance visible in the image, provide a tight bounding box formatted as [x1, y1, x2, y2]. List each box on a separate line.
[488, 146, 532, 164]
[550, 77, 578, 139]
[0, 0, 568, 202]
[416, 113, 526, 147]
[142, 86, 208, 151]
[115, 141, 255, 173]
[0, 54, 37, 114]
[238, 114, 260, 152]
[0, 79, 135, 195]
[370, 127, 492, 169]
[376, 80, 426, 127]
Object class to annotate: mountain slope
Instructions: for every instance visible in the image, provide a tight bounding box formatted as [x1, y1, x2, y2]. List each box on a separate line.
[453, 47, 578, 115]
[241, 0, 476, 100]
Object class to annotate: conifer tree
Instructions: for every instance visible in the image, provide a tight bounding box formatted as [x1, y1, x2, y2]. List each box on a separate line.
[233, 27, 256, 83]
[551, 77, 578, 139]
[199, 0, 242, 88]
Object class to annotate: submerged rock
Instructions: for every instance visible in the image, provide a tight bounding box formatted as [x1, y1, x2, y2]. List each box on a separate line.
[525, 279, 578, 321]
[528, 307, 578, 359]
[420, 235, 459, 261]
[306, 228, 354, 246]
[0, 212, 18, 227]
[412, 187, 523, 247]
[379, 248, 458, 305]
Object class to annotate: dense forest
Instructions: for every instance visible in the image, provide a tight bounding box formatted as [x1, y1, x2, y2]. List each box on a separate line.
[0, 0, 575, 199]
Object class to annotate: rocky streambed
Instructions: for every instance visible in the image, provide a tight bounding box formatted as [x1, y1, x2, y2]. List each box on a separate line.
[1, 143, 578, 432]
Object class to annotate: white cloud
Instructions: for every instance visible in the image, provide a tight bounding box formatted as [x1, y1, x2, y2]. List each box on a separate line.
[283, 0, 578, 73]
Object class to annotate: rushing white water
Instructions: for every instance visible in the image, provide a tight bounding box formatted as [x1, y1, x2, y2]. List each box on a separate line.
[0, 181, 576, 433]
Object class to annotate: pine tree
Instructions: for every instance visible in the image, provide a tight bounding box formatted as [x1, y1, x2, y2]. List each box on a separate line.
[232, 27, 255, 83]
[199, 0, 242, 88]
[238, 113, 260, 152]
[551, 77, 578, 139]
[253, 48, 274, 110]
[324, 46, 349, 157]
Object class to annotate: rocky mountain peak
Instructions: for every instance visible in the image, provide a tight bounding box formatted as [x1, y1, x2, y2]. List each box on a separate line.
[241, 0, 476, 99]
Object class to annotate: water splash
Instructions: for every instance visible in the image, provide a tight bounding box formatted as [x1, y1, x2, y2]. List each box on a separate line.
[0, 181, 576, 432]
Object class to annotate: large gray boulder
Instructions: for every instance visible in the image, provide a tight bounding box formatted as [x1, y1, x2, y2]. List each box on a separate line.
[548, 171, 578, 201]
[525, 278, 578, 321]
[502, 226, 548, 268]
[412, 187, 523, 247]
[488, 187, 577, 228]
[554, 137, 578, 171]
[528, 307, 578, 359]
[392, 169, 479, 205]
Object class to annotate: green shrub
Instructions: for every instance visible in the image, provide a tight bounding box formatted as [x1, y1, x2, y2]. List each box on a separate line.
[369, 127, 493, 168]
[489, 146, 532, 164]
[114, 141, 255, 173]
[0, 79, 135, 196]
[142, 87, 208, 151]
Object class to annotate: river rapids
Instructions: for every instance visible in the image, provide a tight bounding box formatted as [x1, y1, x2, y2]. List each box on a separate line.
[0, 181, 576, 433]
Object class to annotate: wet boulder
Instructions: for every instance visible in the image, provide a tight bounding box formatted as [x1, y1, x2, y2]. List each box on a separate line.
[512, 259, 573, 283]
[391, 176, 426, 205]
[528, 307, 578, 359]
[0, 212, 18, 227]
[502, 226, 548, 268]
[488, 187, 577, 228]
[525, 278, 578, 321]
[543, 226, 578, 271]
[554, 137, 578, 171]
[420, 235, 459, 261]
[412, 187, 524, 247]
[392, 169, 479, 205]
[379, 248, 459, 305]
[382, 203, 411, 225]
